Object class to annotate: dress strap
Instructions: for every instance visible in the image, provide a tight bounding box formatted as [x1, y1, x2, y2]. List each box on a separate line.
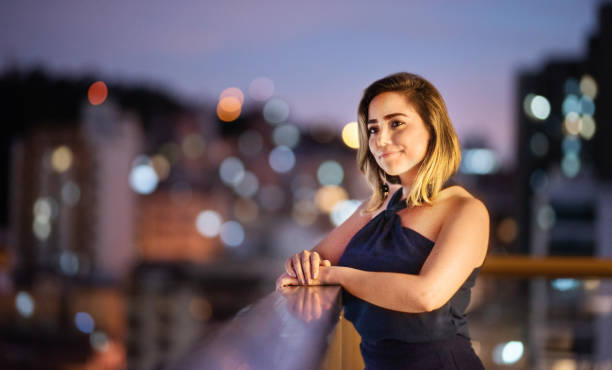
[386, 187, 407, 212]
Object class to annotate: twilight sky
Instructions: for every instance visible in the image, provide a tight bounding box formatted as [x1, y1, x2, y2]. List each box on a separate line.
[0, 0, 606, 167]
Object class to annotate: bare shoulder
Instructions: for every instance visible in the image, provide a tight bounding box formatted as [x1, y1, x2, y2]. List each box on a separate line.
[439, 185, 488, 215]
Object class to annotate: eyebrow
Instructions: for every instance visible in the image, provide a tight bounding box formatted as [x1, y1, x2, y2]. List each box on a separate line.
[367, 113, 409, 125]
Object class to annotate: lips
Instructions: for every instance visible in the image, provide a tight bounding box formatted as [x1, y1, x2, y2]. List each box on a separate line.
[380, 151, 401, 158]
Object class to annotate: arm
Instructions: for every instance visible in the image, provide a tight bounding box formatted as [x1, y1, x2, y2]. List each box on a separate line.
[325, 197, 489, 313]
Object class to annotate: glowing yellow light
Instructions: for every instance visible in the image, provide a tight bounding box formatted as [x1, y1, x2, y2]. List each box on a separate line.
[579, 115, 596, 140]
[342, 122, 360, 149]
[314, 185, 348, 213]
[217, 96, 242, 122]
[151, 155, 171, 180]
[583, 279, 600, 291]
[579, 74, 598, 99]
[220, 87, 244, 104]
[51, 146, 73, 173]
[88, 81, 108, 106]
[182, 133, 206, 159]
[563, 112, 581, 136]
[496, 218, 518, 244]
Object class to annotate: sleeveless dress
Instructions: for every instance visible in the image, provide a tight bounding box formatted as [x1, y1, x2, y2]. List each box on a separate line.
[337, 187, 484, 370]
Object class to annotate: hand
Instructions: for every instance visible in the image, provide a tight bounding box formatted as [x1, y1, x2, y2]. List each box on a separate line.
[284, 250, 331, 285]
[276, 265, 339, 290]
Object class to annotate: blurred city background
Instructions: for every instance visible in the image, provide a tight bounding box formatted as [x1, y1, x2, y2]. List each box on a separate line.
[1, 1, 611, 369]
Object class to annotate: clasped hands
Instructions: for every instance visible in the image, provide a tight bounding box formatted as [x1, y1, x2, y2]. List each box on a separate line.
[275, 250, 337, 290]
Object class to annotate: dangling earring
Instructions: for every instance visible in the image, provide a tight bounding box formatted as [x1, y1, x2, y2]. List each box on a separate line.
[381, 183, 389, 194]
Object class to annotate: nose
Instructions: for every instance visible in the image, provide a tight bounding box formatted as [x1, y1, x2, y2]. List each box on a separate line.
[375, 126, 392, 148]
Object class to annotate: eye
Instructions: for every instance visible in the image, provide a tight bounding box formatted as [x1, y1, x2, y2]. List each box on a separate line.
[367, 126, 378, 135]
[391, 120, 404, 128]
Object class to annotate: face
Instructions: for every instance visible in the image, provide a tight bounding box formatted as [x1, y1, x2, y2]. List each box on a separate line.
[367, 92, 431, 183]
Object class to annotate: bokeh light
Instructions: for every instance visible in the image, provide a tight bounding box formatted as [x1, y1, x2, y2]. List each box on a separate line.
[263, 98, 290, 124]
[238, 130, 263, 156]
[151, 154, 171, 181]
[564, 77, 580, 96]
[220, 221, 244, 247]
[195, 210, 223, 238]
[492, 341, 524, 365]
[342, 122, 360, 149]
[551, 278, 580, 291]
[330, 199, 361, 226]
[579, 115, 596, 140]
[561, 153, 581, 178]
[90, 331, 110, 352]
[562, 95, 580, 116]
[523, 94, 550, 121]
[537, 204, 556, 230]
[59, 250, 79, 275]
[249, 77, 274, 101]
[317, 160, 344, 186]
[563, 112, 581, 136]
[460, 149, 498, 175]
[129, 163, 159, 194]
[315, 185, 348, 213]
[579, 95, 595, 116]
[220, 87, 244, 104]
[219, 157, 245, 186]
[562, 136, 581, 155]
[15, 291, 35, 318]
[233, 171, 259, 198]
[189, 297, 213, 321]
[88, 81, 108, 106]
[273, 124, 300, 148]
[217, 89, 242, 122]
[51, 145, 73, 173]
[75, 312, 95, 334]
[579, 74, 598, 99]
[529, 169, 549, 192]
[268, 146, 295, 173]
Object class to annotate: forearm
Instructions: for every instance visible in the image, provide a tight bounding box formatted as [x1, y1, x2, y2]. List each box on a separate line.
[333, 266, 433, 313]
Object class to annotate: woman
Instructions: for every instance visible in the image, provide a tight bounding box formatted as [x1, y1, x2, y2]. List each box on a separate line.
[276, 72, 488, 369]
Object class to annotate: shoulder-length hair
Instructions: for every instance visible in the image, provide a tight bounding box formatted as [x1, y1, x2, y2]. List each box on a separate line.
[357, 72, 461, 213]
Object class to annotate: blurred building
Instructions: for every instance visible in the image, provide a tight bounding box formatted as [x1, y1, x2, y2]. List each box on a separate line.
[515, 3, 612, 367]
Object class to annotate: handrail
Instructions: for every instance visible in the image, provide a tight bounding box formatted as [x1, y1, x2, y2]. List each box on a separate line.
[481, 255, 612, 277]
[170, 285, 343, 370]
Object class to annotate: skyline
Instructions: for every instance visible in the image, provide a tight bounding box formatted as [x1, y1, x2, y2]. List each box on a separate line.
[1, 0, 607, 166]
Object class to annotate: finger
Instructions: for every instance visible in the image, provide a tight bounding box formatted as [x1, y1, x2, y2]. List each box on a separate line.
[322, 259, 331, 267]
[310, 252, 321, 279]
[301, 252, 311, 284]
[292, 255, 305, 285]
[285, 258, 296, 277]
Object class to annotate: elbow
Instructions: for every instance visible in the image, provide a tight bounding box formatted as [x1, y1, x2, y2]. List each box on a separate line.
[417, 290, 445, 313]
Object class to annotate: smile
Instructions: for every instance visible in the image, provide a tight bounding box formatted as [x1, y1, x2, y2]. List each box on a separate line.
[380, 151, 402, 159]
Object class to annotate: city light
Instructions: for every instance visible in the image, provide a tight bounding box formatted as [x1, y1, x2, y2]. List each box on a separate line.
[579, 95, 595, 116]
[219, 157, 245, 186]
[579, 74, 598, 99]
[90, 331, 110, 352]
[342, 122, 360, 149]
[249, 77, 275, 102]
[537, 204, 556, 230]
[59, 250, 79, 275]
[75, 312, 95, 334]
[459, 149, 498, 175]
[317, 160, 344, 186]
[523, 94, 550, 121]
[88, 81, 108, 106]
[51, 145, 73, 173]
[579, 115, 596, 140]
[315, 185, 348, 213]
[220, 87, 244, 104]
[151, 154, 171, 181]
[562, 94, 580, 116]
[129, 163, 159, 194]
[268, 146, 295, 173]
[15, 291, 35, 318]
[562, 112, 581, 136]
[195, 210, 223, 238]
[273, 124, 300, 148]
[551, 278, 580, 291]
[493, 341, 524, 365]
[263, 98, 290, 124]
[561, 153, 581, 178]
[220, 221, 244, 247]
[217, 96, 242, 122]
[233, 170, 259, 198]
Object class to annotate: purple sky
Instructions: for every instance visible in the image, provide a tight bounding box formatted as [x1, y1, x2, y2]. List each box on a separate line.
[1, 0, 605, 167]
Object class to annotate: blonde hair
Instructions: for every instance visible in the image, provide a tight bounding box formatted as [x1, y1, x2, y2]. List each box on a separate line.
[357, 72, 461, 213]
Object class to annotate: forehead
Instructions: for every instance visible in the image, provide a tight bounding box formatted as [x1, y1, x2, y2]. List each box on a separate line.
[367, 92, 419, 120]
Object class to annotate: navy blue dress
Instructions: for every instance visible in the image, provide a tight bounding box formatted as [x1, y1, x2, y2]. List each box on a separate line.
[337, 187, 484, 370]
